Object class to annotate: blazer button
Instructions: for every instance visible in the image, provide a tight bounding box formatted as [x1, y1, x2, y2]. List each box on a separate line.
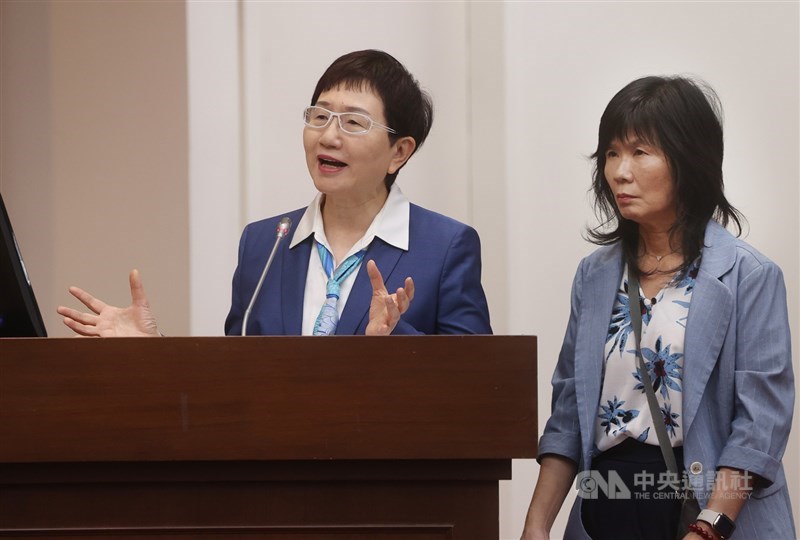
[690, 461, 703, 475]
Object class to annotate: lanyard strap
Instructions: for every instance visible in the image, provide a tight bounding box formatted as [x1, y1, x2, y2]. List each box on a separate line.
[627, 269, 681, 478]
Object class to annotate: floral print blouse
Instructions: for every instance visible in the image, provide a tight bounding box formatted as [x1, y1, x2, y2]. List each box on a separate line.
[595, 259, 700, 453]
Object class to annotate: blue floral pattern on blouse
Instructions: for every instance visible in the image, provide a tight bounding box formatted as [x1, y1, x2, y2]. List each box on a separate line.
[595, 258, 701, 452]
[631, 336, 684, 400]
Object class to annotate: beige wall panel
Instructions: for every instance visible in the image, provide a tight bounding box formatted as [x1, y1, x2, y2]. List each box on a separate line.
[51, 1, 189, 336]
[3, 1, 190, 337]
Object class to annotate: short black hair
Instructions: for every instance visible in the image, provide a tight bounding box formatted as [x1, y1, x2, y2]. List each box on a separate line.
[311, 49, 434, 188]
[587, 75, 743, 274]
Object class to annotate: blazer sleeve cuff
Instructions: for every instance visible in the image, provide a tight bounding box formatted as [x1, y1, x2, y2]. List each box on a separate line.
[716, 444, 781, 487]
[537, 432, 581, 465]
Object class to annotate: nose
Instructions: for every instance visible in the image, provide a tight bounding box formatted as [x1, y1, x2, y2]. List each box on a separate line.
[318, 116, 342, 147]
[609, 155, 633, 183]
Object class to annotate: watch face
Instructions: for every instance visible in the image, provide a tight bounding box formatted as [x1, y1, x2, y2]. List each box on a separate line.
[713, 513, 736, 537]
[698, 510, 736, 538]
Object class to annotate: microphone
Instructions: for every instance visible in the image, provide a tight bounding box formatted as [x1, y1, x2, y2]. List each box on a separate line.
[241, 217, 292, 336]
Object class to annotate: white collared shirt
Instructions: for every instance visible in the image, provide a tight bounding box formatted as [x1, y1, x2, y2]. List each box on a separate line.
[290, 183, 410, 335]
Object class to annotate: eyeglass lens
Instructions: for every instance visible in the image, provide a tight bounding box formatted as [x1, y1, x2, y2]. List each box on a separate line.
[304, 107, 373, 134]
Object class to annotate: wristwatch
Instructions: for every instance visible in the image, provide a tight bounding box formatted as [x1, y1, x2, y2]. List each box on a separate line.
[697, 509, 736, 539]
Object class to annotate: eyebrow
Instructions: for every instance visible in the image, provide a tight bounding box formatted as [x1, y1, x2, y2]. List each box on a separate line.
[315, 101, 374, 116]
[609, 137, 654, 149]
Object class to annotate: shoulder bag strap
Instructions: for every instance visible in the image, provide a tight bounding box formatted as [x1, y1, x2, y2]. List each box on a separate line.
[627, 270, 681, 477]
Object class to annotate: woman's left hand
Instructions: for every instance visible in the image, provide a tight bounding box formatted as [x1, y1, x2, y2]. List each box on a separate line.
[365, 259, 414, 335]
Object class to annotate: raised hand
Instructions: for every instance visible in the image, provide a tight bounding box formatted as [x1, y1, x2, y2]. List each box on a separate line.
[364, 259, 414, 336]
[56, 269, 160, 337]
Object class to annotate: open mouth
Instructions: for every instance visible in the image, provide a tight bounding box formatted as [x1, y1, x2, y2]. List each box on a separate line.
[319, 157, 347, 170]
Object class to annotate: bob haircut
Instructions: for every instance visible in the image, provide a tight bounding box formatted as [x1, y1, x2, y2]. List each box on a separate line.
[310, 49, 434, 188]
[587, 75, 743, 275]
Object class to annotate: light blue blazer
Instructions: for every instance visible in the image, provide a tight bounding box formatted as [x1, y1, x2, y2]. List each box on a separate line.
[224, 204, 492, 336]
[539, 221, 796, 539]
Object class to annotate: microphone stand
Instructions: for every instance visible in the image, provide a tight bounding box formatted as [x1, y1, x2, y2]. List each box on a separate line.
[241, 217, 292, 336]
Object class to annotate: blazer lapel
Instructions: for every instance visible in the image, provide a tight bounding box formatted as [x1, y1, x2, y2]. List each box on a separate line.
[682, 221, 736, 435]
[282, 236, 312, 335]
[336, 238, 403, 335]
[576, 246, 624, 464]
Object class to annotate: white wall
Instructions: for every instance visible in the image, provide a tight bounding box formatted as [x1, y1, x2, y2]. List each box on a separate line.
[187, 1, 241, 335]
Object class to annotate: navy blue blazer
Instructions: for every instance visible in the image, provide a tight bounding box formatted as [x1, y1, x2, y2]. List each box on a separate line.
[224, 204, 492, 336]
[539, 221, 795, 538]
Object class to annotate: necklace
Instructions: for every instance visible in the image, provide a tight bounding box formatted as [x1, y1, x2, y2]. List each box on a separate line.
[639, 250, 681, 275]
[643, 251, 677, 262]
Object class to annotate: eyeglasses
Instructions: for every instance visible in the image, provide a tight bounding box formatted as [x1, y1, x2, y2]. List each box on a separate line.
[303, 106, 396, 135]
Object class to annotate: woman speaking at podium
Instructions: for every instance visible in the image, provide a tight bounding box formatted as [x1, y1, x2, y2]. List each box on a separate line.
[57, 50, 491, 337]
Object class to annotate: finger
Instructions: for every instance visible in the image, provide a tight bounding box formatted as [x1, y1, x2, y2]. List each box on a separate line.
[68, 286, 107, 315]
[62, 317, 100, 337]
[404, 276, 415, 302]
[366, 260, 388, 294]
[57, 306, 98, 326]
[129, 269, 150, 308]
[394, 287, 409, 314]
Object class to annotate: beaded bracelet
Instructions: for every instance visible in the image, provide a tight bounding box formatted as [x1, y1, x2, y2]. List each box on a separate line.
[688, 522, 716, 540]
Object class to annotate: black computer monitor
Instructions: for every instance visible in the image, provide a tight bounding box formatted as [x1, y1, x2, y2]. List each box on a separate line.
[0, 192, 47, 337]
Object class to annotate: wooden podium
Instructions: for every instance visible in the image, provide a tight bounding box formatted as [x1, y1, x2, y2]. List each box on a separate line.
[0, 335, 537, 539]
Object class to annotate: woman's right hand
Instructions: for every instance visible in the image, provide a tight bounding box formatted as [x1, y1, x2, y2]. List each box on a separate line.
[56, 269, 160, 337]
